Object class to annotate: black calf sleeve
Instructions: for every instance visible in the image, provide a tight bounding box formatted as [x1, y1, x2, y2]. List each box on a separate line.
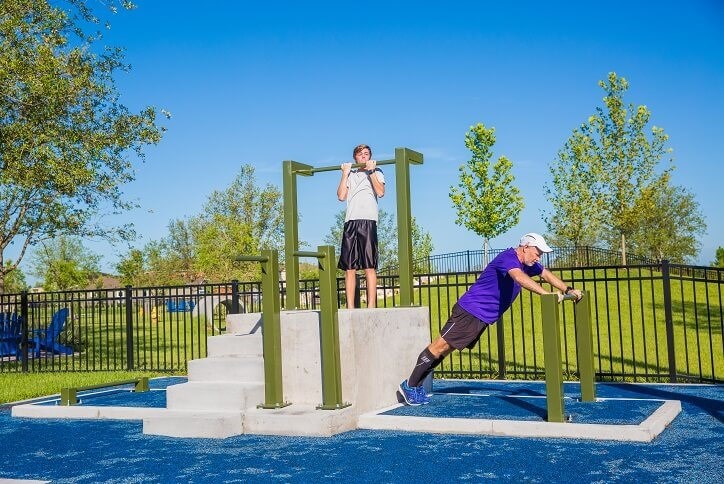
[408, 348, 443, 387]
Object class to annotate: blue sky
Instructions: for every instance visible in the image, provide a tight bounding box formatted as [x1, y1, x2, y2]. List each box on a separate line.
[10, 0, 724, 275]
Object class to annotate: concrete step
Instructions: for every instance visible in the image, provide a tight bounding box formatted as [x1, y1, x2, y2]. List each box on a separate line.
[207, 333, 263, 357]
[166, 381, 265, 411]
[226, 313, 262, 334]
[187, 355, 265, 382]
[143, 410, 244, 438]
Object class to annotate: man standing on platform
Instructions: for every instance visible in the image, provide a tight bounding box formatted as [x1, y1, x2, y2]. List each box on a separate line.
[337, 144, 385, 308]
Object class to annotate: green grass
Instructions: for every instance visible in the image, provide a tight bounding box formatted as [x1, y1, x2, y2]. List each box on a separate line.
[0, 371, 175, 404]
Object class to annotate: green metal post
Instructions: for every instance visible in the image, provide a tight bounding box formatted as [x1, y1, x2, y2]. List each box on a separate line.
[574, 291, 596, 402]
[395, 147, 424, 307]
[235, 252, 289, 408]
[283, 160, 312, 309]
[317, 245, 350, 409]
[542, 293, 565, 422]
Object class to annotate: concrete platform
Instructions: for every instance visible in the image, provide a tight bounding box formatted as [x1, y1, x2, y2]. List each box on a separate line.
[243, 404, 358, 437]
[143, 409, 244, 438]
[357, 399, 682, 442]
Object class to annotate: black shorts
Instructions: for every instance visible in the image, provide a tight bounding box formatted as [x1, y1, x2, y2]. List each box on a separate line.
[337, 220, 378, 270]
[439, 303, 490, 350]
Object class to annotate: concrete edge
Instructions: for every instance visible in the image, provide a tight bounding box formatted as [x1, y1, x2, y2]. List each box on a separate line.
[357, 399, 682, 442]
[11, 404, 168, 420]
[243, 404, 358, 437]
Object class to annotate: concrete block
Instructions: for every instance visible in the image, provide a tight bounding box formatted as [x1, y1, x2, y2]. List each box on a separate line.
[243, 404, 358, 436]
[226, 313, 262, 334]
[207, 333, 263, 357]
[166, 381, 265, 411]
[143, 410, 244, 438]
[187, 355, 264, 382]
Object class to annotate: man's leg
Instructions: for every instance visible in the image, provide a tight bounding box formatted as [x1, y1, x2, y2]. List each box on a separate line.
[345, 270, 357, 309]
[364, 268, 377, 308]
[408, 336, 452, 387]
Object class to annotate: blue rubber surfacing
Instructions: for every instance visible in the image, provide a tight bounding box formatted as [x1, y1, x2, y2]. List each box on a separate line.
[0, 380, 722, 483]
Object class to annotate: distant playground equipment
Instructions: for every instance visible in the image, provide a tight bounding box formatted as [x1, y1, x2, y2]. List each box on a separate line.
[166, 299, 196, 313]
[282, 147, 423, 309]
[541, 291, 596, 422]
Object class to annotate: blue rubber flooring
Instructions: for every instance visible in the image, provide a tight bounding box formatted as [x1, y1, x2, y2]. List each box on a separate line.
[1, 379, 722, 483]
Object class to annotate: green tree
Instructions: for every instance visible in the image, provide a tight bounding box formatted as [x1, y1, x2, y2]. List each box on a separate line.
[712, 247, 724, 268]
[192, 164, 284, 282]
[547, 72, 677, 264]
[29, 236, 100, 290]
[324, 208, 434, 272]
[449, 123, 524, 264]
[0, 0, 166, 292]
[2, 260, 27, 293]
[544, 130, 605, 250]
[627, 175, 705, 263]
[115, 248, 145, 286]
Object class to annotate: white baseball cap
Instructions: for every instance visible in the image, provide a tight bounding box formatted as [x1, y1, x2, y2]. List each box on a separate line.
[519, 233, 553, 253]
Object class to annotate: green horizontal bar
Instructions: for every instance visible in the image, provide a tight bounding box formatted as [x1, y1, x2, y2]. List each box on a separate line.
[293, 251, 325, 258]
[60, 377, 149, 406]
[235, 255, 269, 263]
[293, 158, 395, 175]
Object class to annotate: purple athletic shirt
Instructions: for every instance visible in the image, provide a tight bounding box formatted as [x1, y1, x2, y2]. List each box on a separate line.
[457, 247, 544, 324]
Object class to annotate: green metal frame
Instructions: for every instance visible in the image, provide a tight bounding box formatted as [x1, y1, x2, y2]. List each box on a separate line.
[294, 246, 350, 410]
[282, 147, 423, 309]
[541, 292, 596, 422]
[235, 250, 290, 409]
[60, 377, 149, 406]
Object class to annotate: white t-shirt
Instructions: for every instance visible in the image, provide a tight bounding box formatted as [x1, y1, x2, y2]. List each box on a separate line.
[344, 168, 385, 222]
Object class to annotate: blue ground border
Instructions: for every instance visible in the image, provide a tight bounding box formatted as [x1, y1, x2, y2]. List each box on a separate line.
[1, 380, 722, 482]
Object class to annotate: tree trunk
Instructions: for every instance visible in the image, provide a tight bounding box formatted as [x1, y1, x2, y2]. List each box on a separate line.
[621, 233, 627, 266]
[483, 239, 490, 267]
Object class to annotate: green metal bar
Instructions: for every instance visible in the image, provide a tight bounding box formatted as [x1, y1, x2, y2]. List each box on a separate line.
[315, 245, 350, 410]
[293, 159, 396, 175]
[283, 160, 312, 309]
[234, 255, 269, 263]
[574, 291, 596, 402]
[60, 377, 150, 406]
[256, 249, 290, 409]
[541, 294, 565, 422]
[395, 147, 423, 306]
[293, 250, 324, 258]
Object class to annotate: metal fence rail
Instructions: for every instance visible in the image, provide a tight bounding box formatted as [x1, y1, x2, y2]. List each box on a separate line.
[1, 261, 721, 384]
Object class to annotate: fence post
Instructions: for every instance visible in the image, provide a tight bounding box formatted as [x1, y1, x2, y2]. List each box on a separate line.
[231, 279, 240, 314]
[20, 291, 29, 372]
[661, 260, 677, 383]
[574, 291, 596, 401]
[125, 285, 134, 371]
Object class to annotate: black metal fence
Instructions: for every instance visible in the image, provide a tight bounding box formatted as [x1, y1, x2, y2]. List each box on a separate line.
[1, 261, 721, 384]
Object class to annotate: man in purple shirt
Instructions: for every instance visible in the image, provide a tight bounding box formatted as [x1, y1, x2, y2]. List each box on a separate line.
[398, 232, 583, 405]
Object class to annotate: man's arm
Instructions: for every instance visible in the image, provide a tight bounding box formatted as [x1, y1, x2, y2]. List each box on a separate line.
[366, 160, 384, 198]
[540, 268, 583, 300]
[508, 268, 554, 296]
[337, 163, 351, 201]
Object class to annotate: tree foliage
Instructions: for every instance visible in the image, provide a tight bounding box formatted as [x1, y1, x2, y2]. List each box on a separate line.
[712, 247, 724, 268]
[0, 0, 165, 292]
[29, 235, 100, 291]
[449, 123, 524, 262]
[543, 73, 705, 264]
[2, 260, 27, 293]
[115, 165, 284, 285]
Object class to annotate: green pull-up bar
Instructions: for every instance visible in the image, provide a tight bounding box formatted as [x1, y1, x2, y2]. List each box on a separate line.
[235, 250, 290, 409]
[283, 147, 423, 309]
[293, 246, 351, 410]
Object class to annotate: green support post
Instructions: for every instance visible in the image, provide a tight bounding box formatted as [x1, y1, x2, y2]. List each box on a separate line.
[283, 160, 312, 310]
[541, 293, 565, 422]
[294, 246, 350, 410]
[395, 147, 423, 307]
[235, 251, 289, 409]
[574, 291, 596, 402]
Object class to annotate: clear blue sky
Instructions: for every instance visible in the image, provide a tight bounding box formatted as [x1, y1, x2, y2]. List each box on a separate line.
[11, 0, 724, 275]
